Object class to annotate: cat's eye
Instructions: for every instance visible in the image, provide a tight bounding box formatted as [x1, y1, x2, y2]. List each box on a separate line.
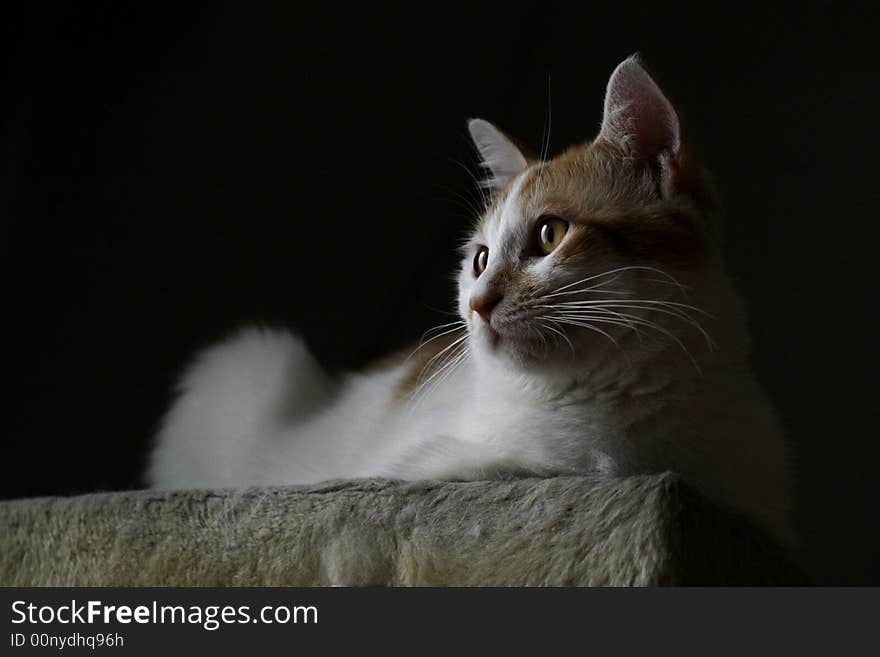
[537, 217, 569, 255]
[473, 246, 489, 276]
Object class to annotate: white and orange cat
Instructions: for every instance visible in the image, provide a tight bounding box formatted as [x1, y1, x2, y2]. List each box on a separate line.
[148, 56, 795, 547]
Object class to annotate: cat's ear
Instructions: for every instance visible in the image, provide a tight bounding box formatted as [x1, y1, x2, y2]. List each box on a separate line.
[468, 118, 529, 190]
[598, 55, 682, 191]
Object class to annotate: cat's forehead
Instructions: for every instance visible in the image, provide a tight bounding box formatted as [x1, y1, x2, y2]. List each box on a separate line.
[478, 141, 625, 239]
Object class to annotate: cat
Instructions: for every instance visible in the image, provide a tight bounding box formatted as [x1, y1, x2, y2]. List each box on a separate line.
[147, 55, 796, 549]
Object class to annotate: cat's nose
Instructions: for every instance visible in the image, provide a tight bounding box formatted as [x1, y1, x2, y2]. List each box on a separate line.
[469, 291, 503, 323]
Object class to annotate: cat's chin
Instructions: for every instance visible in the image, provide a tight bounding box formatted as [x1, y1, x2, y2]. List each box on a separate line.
[471, 324, 553, 369]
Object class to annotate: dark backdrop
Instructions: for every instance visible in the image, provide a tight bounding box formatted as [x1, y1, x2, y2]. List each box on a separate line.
[6, 2, 878, 583]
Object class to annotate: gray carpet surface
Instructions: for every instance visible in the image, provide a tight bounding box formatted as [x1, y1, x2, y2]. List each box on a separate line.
[0, 473, 804, 586]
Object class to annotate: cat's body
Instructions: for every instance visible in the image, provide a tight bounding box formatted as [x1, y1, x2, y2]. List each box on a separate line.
[148, 56, 796, 548]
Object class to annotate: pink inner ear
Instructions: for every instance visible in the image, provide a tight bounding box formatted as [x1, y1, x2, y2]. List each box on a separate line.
[599, 57, 680, 162]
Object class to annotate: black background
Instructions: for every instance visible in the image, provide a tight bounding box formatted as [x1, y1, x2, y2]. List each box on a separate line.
[6, 2, 879, 583]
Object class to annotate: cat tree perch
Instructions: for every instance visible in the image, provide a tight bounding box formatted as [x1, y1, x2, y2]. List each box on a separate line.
[0, 473, 802, 586]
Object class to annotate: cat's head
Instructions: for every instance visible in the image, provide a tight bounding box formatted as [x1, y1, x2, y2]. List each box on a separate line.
[458, 56, 724, 378]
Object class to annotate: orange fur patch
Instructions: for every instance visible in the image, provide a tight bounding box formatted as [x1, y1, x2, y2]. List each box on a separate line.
[482, 138, 713, 269]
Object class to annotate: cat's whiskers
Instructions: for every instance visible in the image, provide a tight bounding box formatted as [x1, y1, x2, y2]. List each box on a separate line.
[530, 320, 551, 355]
[538, 319, 575, 357]
[413, 333, 469, 383]
[550, 300, 716, 349]
[444, 154, 492, 212]
[550, 310, 702, 373]
[422, 343, 468, 394]
[529, 77, 553, 202]
[549, 305, 649, 342]
[555, 297, 714, 318]
[538, 275, 631, 301]
[404, 323, 467, 364]
[549, 316, 631, 365]
[422, 304, 462, 318]
[522, 264, 715, 372]
[419, 320, 467, 342]
[542, 265, 688, 298]
[409, 341, 470, 410]
[642, 277, 694, 296]
[432, 185, 489, 221]
[411, 346, 466, 405]
[540, 284, 633, 301]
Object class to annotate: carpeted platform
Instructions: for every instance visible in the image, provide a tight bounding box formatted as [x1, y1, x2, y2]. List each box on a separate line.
[0, 473, 804, 586]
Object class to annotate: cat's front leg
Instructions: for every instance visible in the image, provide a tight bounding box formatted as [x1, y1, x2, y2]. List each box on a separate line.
[386, 437, 550, 482]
